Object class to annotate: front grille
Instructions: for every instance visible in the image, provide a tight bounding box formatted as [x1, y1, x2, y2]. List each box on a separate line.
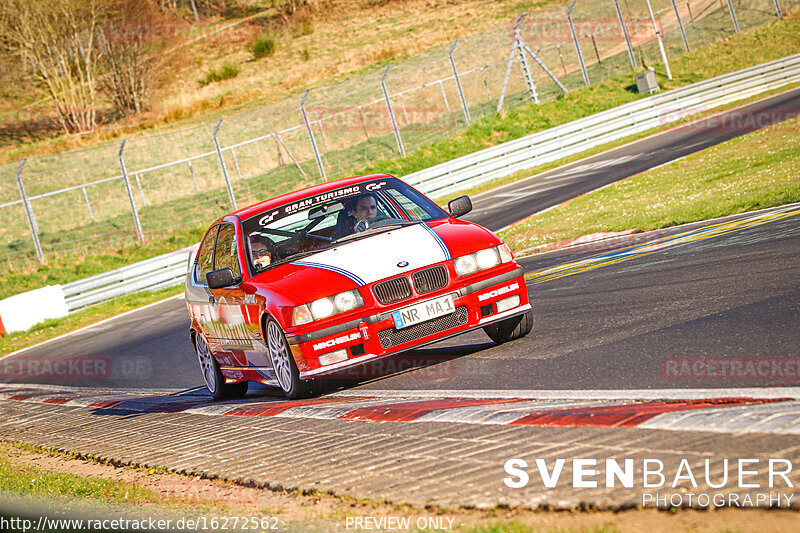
[412, 265, 448, 294]
[373, 277, 412, 304]
[378, 306, 468, 349]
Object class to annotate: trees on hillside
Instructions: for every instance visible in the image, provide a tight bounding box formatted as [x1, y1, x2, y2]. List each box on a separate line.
[0, 0, 177, 133]
[100, 0, 164, 117]
[0, 0, 106, 133]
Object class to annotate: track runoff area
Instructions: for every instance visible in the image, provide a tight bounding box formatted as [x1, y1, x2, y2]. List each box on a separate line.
[1, 89, 799, 515]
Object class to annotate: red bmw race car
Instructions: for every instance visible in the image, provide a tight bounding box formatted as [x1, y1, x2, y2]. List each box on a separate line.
[185, 174, 532, 399]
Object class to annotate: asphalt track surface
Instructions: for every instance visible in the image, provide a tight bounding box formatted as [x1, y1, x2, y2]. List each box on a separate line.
[2, 89, 799, 394]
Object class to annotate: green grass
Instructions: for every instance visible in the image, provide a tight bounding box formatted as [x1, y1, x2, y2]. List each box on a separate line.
[0, 286, 182, 356]
[0, 447, 157, 503]
[200, 63, 240, 86]
[251, 33, 277, 60]
[499, 122, 800, 252]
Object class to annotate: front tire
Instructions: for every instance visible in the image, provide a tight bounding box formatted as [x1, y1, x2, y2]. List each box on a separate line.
[265, 317, 311, 399]
[194, 332, 248, 400]
[483, 309, 533, 345]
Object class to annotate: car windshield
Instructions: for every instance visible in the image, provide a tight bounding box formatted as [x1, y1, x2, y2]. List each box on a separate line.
[241, 178, 448, 272]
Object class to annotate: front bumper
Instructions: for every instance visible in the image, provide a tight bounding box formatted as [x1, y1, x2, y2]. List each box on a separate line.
[286, 267, 530, 379]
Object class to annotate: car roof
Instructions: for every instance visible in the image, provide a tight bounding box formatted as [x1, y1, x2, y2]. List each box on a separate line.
[228, 173, 396, 222]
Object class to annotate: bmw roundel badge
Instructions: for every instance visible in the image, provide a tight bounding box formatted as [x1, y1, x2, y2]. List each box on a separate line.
[397, 261, 409, 268]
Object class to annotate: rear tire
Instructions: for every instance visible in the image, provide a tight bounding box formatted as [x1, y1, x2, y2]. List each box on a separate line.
[265, 317, 312, 399]
[194, 332, 249, 400]
[483, 309, 533, 345]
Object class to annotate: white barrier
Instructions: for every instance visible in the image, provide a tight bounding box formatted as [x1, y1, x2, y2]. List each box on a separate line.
[0, 285, 69, 334]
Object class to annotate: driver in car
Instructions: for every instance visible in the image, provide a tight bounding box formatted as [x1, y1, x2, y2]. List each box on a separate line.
[352, 193, 380, 232]
[249, 234, 273, 270]
[332, 193, 386, 239]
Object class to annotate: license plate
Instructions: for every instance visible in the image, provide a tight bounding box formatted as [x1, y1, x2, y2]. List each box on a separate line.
[392, 293, 456, 329]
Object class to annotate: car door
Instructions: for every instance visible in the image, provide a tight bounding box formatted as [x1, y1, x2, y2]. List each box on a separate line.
[210, 221, 273, 372]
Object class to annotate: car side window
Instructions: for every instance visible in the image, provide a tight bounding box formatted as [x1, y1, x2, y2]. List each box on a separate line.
[214, 223, 241, 280]
[196, 226, 218, 284]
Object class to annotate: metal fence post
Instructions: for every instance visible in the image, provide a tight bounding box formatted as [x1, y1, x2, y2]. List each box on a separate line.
[514, 15, 539, 104]
[521, 44, 569, 94]
[613, 0, 636, 69]
[439, 81, 452, 114]
[647, 0, 672, 79]
[188, 161, 200, 194]
[497, 15, 524, 112]
[671, 0, 691, 52]
[274, 130, 307, 178]
[773, 0, 783, 18]
[300, 90, 327, 179]
[726, 0, 740, 32]
[118, 140, 145, 245]
[134, 173, 147, 207]
[567, 0, 591, 86]
[14, 158, 45, 263]
[380, 65, 406, 157]
[81, 186, 95, 222]
[212, 119, 238, 210]
[448, 39, 471, 124]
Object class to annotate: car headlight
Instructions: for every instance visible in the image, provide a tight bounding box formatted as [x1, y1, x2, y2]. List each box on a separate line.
[454, 254, 478, 276]
[476, 248, 500, 270]
[454, 244, 513, 276]
[293, 290, 364, 326]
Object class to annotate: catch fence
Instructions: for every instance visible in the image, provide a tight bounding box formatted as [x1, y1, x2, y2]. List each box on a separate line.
[1, 0, 794, 268]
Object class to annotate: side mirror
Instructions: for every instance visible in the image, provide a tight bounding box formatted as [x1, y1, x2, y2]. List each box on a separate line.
[206, 268, 240, 289]
[448, 195, 472, 218]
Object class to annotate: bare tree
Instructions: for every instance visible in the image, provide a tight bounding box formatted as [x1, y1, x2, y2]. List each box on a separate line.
[100, 0, 166, 117]
[0, 0, 106, 133]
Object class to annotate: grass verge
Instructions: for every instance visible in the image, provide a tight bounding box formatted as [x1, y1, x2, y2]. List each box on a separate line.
[499, 120, 800, 252]
[1, 445, 157, 504]
[0, 286, 182, 357]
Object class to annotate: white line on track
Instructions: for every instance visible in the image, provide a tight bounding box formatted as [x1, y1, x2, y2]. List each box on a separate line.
[328, 388, 800, 400]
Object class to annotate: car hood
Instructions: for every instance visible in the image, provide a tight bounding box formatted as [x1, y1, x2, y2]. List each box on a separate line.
[253, 220, 500, 302]
[292, 223, 450, 285]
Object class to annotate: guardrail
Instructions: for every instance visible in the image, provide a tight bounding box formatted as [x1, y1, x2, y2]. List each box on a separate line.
[7, 53, 800, 324]
[405, 53, 800, 198]
[62, 247, 193, 311]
